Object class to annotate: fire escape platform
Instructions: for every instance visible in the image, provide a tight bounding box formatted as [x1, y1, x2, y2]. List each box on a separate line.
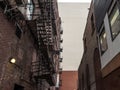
[34, 74, 55, 86]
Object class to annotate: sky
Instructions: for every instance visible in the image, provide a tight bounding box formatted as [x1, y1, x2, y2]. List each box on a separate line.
[58, 2, 90, 71]
[58, 0, 91, 3]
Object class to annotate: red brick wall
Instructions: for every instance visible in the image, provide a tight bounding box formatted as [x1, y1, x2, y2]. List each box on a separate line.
[60, 71, 78, 90]
[78, 2, 102, 90]
[0, 11, 35, 90]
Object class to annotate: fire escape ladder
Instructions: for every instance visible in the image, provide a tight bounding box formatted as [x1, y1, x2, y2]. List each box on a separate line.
[31, 0, 56, 86]
[0, 0, 25, 20]
[0, 0, 29, 40]
[0, 0, 9, 10]
[51, 1, 57, 35]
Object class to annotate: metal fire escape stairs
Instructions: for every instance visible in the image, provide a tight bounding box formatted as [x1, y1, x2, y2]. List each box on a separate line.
[0, 0, 27, 34]
[0, 0, 57, 87]
[31, 0, 57, 86]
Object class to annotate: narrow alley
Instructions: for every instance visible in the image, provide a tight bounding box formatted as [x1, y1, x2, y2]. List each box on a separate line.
[0, 0, 120, 90]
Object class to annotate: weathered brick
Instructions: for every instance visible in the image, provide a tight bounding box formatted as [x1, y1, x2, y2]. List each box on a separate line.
[0, 11, 35, 90]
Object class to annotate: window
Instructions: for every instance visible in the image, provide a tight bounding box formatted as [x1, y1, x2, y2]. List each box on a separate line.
[15, 23, 22, 39]
[26, 0, 34, 20]
[81, 74, 84, 90]
[86, 64, 90, 90]
[14, 84, 24, 90]
[91, 14, 95, 36]
[84, 38, 87, 53]
[109, 3, 120, 40]
[99, 25, 108, 55]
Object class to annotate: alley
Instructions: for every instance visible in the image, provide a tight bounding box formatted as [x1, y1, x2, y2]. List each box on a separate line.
[1, 0, 120, 90]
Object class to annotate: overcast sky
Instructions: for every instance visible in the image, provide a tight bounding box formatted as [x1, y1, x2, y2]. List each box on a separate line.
[58, 2, 91, 71]
[58, 0, 91, 3]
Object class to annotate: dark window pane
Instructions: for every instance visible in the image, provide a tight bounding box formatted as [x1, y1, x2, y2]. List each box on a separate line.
[14, 84, 24, 90]
[15, 24, 22, 39]
[91, 14, 95, 36]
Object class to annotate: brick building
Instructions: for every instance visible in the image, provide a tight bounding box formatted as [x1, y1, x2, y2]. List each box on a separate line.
[78, 2, 102, 90]
[78, 0, 120, 90]
[0, 8, 35, 90]
[59, 71, 78, 90]
[0, 0, 62, 90]
[94, 0, 120, 90]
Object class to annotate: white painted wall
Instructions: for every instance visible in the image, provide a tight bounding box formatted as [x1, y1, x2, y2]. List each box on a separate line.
[100, 13, 120, 68]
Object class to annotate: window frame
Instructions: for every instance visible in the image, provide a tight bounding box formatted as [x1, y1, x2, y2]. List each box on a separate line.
[108, 2, 120, 41]
[99, 24, 108, 55]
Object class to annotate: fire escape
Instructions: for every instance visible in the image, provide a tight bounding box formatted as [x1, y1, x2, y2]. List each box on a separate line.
[0, 0, 29, 40]
[0, 0, 61, 88]
[31, 0, 57, 87]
